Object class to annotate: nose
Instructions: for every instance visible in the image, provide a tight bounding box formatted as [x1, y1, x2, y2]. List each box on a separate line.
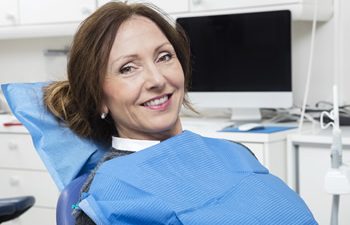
[144, 62, 166, 91]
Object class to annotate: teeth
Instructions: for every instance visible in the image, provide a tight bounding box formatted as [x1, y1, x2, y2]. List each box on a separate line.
[145, 95, 168, 106]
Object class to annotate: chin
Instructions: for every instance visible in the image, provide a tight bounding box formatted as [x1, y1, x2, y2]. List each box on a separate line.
[147, 118, 180, 134]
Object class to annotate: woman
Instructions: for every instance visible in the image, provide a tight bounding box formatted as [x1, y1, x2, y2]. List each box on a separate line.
[45, 2, 191, 224]
[44, 2, 317, 225]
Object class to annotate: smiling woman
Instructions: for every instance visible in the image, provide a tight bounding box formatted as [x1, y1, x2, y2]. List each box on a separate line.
[43, 2, 193, 224]
[42, 2, 317, 225]
[43, 1, 193, 146]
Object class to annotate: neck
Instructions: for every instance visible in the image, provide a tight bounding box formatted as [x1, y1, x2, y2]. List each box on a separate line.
[117, 119, 183, 141]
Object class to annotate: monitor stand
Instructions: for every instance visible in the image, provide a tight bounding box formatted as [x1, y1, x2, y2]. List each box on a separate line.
[230, 108, 262, 122]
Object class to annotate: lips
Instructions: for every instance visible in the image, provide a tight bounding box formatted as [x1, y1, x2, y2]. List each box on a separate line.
[142, 94, 172, 109]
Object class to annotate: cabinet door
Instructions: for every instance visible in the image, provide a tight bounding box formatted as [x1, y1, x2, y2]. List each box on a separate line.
[97, 0, 189, 14]
[19, 0, 96, 25]
[0, 169, 59, 208]
[0, 134, 46, 170]
[190, 0, 300, 12]
[0, 0, 18, 26]
[2, 207, 55, 225]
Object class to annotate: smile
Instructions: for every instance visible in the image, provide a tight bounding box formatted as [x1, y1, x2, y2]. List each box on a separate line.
[142, 94, 172, 109]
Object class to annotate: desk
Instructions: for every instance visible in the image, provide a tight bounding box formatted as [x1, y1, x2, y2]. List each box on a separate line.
[181, 117, 297, 181]
[287, 127, 350, 224]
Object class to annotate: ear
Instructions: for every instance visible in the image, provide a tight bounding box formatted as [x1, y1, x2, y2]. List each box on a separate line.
[100, 102, 109, 115]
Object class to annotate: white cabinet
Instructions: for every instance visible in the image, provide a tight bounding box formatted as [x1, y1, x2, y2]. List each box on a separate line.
[190, 0, 299, 11]
[0, 0, 96, 39]
[287, 128, 350, 225]
[188, 0, 333, 21]
[0, 0, 333, 39]
[3, 207, 56, 225]
[97, 0, 189, 14]
[0, 134, 46, 170]
[19, 0, 95, 25]
[0, 128, 59, 225]
[132, 0, 189, 14]
[0, 0, 18, 26]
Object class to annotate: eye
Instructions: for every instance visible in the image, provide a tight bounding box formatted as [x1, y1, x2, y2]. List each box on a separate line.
[157, 52, 173, 63]
[119, 63, 136, 75]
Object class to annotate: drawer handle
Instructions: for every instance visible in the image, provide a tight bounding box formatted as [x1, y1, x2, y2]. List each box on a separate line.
[9, 176, 21, 186]
[5, 13, 16, 22]
[192, 0, 202, 5]
[8, 142, 18, 150]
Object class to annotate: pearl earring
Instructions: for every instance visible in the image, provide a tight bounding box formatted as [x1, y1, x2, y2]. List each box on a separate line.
[101, 112, 107, 119]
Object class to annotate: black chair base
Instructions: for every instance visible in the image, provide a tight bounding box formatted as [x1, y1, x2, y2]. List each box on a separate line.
[0, 196, 35, 223]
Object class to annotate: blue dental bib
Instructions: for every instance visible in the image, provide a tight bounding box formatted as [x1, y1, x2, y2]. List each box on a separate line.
[79, 131, 317, 225]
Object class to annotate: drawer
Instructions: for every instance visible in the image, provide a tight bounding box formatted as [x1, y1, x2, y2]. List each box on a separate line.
[0, 169, 59, 208]
[2, 206, 55, 225]
[0, 133, 46, 170]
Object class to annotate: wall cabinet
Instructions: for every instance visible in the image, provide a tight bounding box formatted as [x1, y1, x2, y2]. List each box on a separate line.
[188, 0, 332, 21]
[0, 128, 59, 225]
[19, 0, 95, 25]
[0, 0, 97, 39]
[0, 0, 18, 27]
[0, 0, 333, 39]
[190, 0, 300, 11]
[97, 0, 189, 14]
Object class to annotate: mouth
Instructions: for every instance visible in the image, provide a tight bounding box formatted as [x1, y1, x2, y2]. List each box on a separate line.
[142, 94, 172, 109]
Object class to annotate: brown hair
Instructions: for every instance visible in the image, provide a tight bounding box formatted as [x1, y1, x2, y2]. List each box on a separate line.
[43, 2, 192, 146]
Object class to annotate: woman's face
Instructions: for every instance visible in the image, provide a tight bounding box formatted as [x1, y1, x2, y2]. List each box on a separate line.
[101, 16, 185, 140]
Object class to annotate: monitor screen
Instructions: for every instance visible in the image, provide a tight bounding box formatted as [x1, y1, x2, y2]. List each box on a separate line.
[176, 10, 292, 119]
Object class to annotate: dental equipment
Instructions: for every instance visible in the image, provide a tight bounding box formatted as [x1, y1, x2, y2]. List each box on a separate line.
[321, 85, 350, 225]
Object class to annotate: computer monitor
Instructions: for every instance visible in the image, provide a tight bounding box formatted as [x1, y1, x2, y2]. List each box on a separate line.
[176, 10, 292, 121]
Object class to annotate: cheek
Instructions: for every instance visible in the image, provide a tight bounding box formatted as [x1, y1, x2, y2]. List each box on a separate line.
[102, 78, 141, 109]
[173, 68, 185, 92]
[162, 62, 185, 89]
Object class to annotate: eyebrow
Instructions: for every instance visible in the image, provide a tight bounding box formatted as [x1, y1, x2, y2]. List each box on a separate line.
[111, 42, 173, 65]
[154, 42, 173, 54]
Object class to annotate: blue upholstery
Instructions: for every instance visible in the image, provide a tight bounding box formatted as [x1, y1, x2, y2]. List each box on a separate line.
[1, 82, 98, 224]
[1, 82, 106, 190]
[56, 174, 88, 225]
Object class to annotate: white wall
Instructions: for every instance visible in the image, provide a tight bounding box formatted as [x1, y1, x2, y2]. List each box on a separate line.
[0, 37, 71, 84]
[292, 0, 350, 107]
[341, 0, 350, 105]
[292, 20, 334, 107]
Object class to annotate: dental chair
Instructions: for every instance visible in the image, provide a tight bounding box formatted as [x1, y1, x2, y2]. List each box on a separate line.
[2, 83, 318, 225]
[2, 82, 259, 225]
[56, 174, 88, 225]
[0, 196, 35, 224]
[2, 82, 106, 225]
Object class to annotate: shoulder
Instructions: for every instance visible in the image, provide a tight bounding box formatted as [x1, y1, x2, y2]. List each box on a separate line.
[183, 131, 268, 173]
[201, 135, 257, 159]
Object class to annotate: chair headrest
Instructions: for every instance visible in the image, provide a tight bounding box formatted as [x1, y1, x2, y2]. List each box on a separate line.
[1, 82, 106, 190]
